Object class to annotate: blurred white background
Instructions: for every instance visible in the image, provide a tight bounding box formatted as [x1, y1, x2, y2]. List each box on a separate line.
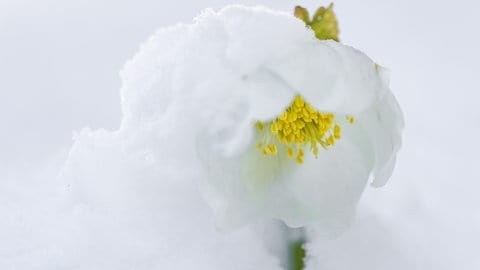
[1, 0, 479, 269]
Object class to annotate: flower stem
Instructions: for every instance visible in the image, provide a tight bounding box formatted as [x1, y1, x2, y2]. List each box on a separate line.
[283, 226, 306, 270]
[288, 237, 306, 270]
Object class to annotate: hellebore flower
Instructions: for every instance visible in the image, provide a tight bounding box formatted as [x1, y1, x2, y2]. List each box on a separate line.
[121, 5, 403, 231]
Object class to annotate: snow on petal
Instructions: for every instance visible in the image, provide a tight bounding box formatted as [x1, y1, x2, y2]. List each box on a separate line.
[116, 5, 403, 232]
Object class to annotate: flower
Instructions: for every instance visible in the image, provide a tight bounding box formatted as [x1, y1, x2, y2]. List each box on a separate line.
[121, 5, 404, 231]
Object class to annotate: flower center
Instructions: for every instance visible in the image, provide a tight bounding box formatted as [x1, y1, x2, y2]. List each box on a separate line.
[255, 96, 355, 164]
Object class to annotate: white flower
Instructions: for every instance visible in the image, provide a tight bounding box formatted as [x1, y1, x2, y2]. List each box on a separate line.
[121, 5, 404, 231]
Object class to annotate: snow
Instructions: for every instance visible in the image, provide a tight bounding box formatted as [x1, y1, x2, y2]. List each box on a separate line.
[1, 0, 480, 269]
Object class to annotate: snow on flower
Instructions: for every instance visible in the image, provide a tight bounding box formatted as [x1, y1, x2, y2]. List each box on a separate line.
[118, 5, 404, 231]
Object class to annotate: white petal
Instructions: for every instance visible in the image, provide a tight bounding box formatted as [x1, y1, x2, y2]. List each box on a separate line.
[198, 114, 375, 230]
[271, 123, 374, 228]
[360, 90, 404, 187]
[267, 40, 386, 114]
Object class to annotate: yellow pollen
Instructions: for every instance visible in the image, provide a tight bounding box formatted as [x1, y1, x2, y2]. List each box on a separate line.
[255, 95, 353, 164]
[287, 148, 294, 158]
[347, 116, 355, 124]
[296, 156, 304, 164]
[256, 122, 264, 131]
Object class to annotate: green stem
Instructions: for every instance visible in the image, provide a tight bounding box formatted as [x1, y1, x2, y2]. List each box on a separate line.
[288, 234, 306, 270]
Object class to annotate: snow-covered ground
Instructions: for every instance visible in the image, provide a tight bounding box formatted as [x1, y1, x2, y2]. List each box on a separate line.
[1, 0, 479, 269]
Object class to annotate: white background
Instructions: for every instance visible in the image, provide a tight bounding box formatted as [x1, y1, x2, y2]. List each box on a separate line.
[1, 0, 479, 269]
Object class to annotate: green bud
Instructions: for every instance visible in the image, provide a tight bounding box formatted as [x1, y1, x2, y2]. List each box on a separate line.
[310, 3, 339, 41]
[294, 3, 340, 42]
[294, 6, 310, 24]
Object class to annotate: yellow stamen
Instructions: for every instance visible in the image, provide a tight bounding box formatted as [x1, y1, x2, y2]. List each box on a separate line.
[334, 124, 341, 139]
[255, 95, 353, 164]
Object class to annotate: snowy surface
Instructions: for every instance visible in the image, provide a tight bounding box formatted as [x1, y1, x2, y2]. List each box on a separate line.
[1, 0, 479, 269]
